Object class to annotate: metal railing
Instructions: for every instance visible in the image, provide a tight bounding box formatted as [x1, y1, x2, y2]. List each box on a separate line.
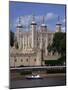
[10, 66, 66, 70]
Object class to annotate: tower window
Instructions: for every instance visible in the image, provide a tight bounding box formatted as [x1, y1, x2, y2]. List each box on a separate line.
[34, 59, 36, 62]
[26, 59, 28, 62]
[53, 52, 54, 55]
[21, 59, 23, 62]
[15, 59, 17, 62]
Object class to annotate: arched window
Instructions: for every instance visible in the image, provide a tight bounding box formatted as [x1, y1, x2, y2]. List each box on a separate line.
[53, 52, 55, 55]
[26, 58, 28, 62]
[21, 59, 23, 62]
[34, 59, 36, 62]
[15, 59, 17, 62]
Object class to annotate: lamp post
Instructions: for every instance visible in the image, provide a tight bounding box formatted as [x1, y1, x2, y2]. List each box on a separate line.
[41, 49, 43, 66]
[29, 55, 30, 66]
[14, 56, 16, 68]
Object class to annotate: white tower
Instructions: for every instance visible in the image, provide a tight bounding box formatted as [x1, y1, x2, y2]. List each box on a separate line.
[16, 17, 23, 49]
[40, 16, 48, 56]
[41, 16, 47, 32]
[56, 16, 61, 32]
[30, 14, 37, 49]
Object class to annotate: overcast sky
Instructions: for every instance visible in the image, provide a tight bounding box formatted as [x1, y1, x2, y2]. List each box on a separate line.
[9, 1, 66, 32]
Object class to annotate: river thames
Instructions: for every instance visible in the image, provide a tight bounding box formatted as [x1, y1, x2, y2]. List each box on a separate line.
[10, 74, 66, 89]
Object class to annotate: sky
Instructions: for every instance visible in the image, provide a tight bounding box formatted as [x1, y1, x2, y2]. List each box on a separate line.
[9, 1, 66, 32]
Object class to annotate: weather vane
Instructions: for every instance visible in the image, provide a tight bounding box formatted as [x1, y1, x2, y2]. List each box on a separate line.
[42, 16, 45, 24]
[18, 16, 21, 24]
[57, 16, 60, 23]
[32, 13, 35, 21]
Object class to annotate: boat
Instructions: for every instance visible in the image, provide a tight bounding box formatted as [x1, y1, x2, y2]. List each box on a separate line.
[25, 74, 43, 79]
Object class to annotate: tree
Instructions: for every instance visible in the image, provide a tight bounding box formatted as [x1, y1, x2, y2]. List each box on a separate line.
[47, 32, 66, 65]
[48, 32, 66, 56]
[47, 43, 52, 52]
[10, 30, 14, 47]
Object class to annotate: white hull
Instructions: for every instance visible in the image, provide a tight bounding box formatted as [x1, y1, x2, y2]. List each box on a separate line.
[26, 75, 43, 79]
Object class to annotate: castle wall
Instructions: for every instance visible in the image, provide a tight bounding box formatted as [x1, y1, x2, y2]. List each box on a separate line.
[10, 50, 42, 67]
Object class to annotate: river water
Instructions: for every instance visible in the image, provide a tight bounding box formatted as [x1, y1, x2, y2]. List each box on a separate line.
[10, 74, 66, 89]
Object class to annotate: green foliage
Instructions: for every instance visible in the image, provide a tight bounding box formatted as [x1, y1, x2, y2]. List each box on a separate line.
[46, 68, 66, 73]
[47, 32, 66, 56]
[47, 44, 52, 52]
[45, 60, 59, 65]
[58, 55, 66, 65]
[10, 30, 19, 49]
[20, 71, 32, 75]
[45, 56, 66, 66]
[10, 30, 14, 47]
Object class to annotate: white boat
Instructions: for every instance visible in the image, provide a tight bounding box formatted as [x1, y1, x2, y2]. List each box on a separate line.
[25, 74, 43, 79]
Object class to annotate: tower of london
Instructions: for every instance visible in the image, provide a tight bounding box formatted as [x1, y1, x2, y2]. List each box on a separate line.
[10, 15, 61, 67]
